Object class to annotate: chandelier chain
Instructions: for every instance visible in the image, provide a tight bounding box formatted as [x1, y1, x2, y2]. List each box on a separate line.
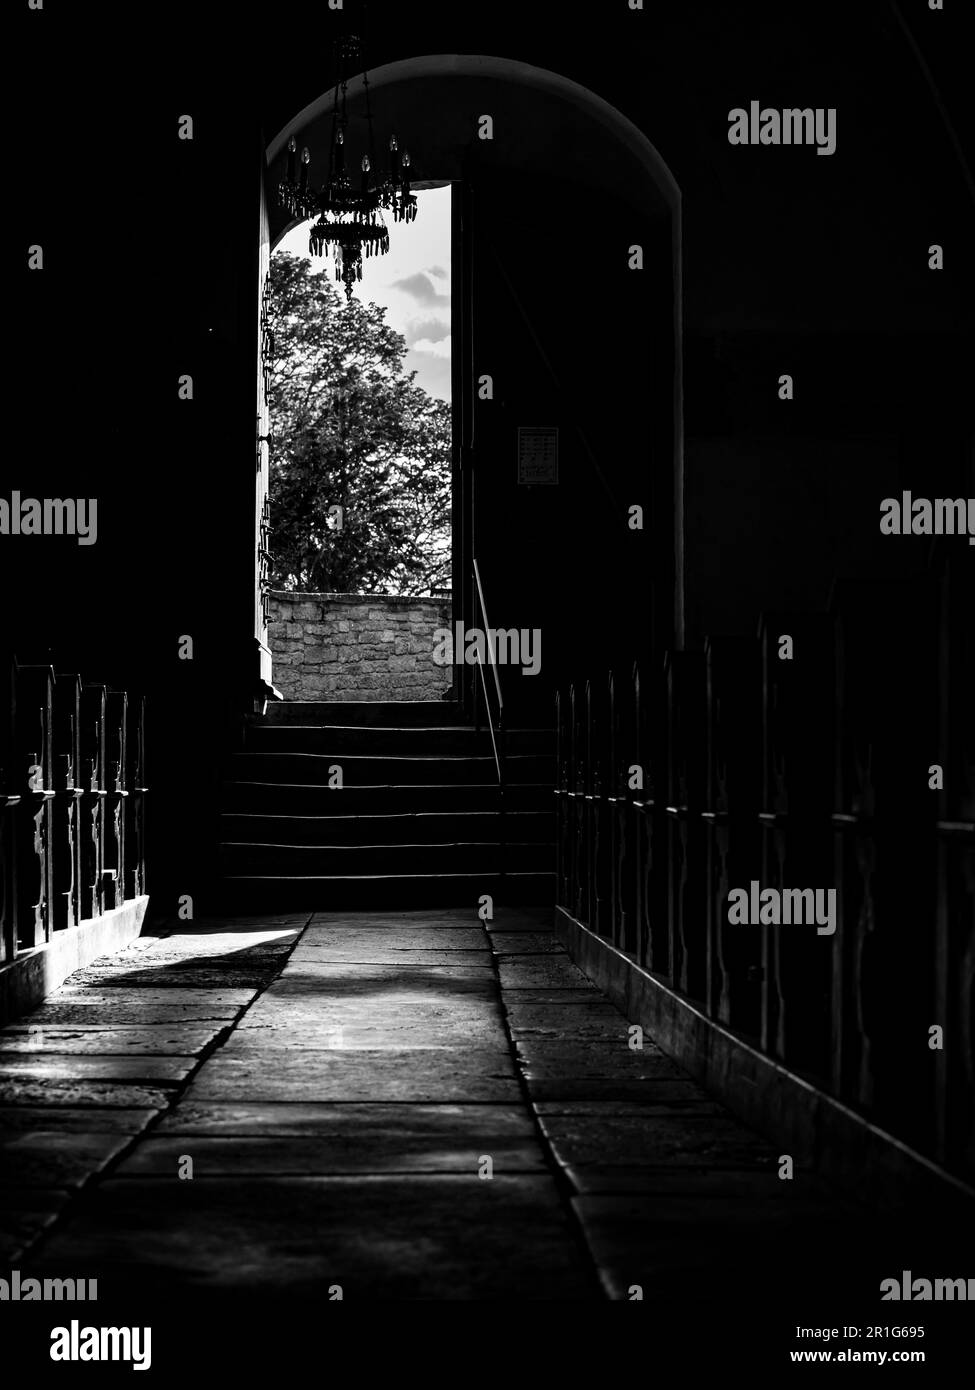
[278, 13, 417, 301]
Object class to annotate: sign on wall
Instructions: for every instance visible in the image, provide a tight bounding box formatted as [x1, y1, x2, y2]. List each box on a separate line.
[517, 427, 559, 485]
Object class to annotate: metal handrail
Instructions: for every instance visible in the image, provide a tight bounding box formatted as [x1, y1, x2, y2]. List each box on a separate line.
[476, 659, 501, 786]
[471, 559, 505, 784]
[471, 558, 506, 879]
[473, 558, 504, 717]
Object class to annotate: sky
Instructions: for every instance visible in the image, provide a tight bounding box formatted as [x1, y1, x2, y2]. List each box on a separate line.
[274, 185, 452, 402]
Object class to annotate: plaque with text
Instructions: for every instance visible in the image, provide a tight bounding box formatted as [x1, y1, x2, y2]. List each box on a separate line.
[517, 427, 559, 485]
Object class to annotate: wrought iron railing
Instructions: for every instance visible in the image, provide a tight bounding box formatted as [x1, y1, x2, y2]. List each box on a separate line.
[555, 550, 974, 1182]
[0, 658, 148, 965]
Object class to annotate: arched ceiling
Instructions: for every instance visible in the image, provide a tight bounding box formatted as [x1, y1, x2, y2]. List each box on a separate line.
[266, 55, 677, 247]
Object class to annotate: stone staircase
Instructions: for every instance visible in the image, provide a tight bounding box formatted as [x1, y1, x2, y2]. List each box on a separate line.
[218, 700, 556, 909]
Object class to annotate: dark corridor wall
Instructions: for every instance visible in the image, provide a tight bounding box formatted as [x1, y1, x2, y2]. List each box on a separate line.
[9, 0, 973, 910]
[464, 168, 669, 724]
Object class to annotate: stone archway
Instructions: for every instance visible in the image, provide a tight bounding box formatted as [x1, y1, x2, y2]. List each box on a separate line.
[265, 54, 685, 651]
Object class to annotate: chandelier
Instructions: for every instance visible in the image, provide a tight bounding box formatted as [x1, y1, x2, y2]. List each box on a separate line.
[278, 33, 418, 301]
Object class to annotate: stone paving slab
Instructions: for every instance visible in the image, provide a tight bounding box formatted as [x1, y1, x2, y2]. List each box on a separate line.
[536, 1110, 777, 1170]
[82, 955, 289, 980]
[498, 957, 594, 990]
[308, 911, 482, 929]
[137, 930, 301, 948]
[503, 988, 620, 1006]
[299, 927, 487, 951]
[506, 1004, 633, 1041]
[516, 1034, 703, 1101]
[72, 932, 299, 970]
[535, 1096, 726, 1118]
[115, 1107, 546, 1176]
[0, 1055, 195, 1083]
[483, 909, 553, 934]
[49, 986, 257, 1005]
[75, 942, 294, 968]
[534, 1100, 728, 1116]
[222, 1026, 510, 1052]
[24, 1176, 595, 1299]
[532, 1079, 710, 1103]
[0, 1187, 71, 1262]
[489, 934, 567, 955]
[114, 1134, 543, 1178]
[183, 1051, 522, 1103]
[280, 963, 497, 989]
[177, 917, 310, 929]
[290, 948, 491, 966]
[63, 968, 278, 990]
[514, 1039, 685, 1076]
[0, 1026, 221, 1056]
[563, 1164, 843, 1198]
[571, 1192, 878, 1303]
[237, 996, 504, 1033]
[24, 992, 256, 1026]
[0, 1129, 136, 1188]
[0, 1107, 157, 1135]
[137, 928, 301, 950]
[151, 1099, 532, 1137]
[234, 1010, 504, 1037]
[239, 991, 503, 1023]
[0, 1081, 179, 1108]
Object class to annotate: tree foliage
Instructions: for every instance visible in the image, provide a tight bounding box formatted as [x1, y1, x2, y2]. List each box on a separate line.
[267, 252, 451, 594]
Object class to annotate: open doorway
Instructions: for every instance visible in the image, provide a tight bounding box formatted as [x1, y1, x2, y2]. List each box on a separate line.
[257, 53, 682, 721]
[265, 185, 454, 704]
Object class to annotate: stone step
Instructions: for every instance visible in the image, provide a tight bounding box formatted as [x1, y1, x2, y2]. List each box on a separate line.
[226, 751, 554, 787]
[221, 782, 553, 816]
[218, 872, 556, 910]
[244, 725, 554, 756]
[219, 840, 555, 877]
[262, 701, 468, 727]
[220, 810, 554, 846]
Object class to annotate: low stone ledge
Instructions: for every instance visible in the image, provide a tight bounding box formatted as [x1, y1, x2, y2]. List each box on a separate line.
[268, 591, 452, 702]
[0, 896, 150, 1026]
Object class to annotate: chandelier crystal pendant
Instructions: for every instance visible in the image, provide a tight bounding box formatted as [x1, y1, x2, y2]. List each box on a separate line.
[278, 33, 418, 301]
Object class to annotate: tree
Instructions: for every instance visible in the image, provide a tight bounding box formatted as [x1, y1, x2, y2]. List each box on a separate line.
[266, 252, 451, 595]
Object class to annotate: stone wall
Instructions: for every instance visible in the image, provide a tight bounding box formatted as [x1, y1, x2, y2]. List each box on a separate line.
[268, 592, 453, 702]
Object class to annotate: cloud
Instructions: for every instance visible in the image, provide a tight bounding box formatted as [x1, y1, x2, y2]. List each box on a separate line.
[406, 316, 450, 347]
[410, 334, 452, 359]
[389, 272, 449, 308]
[427, 265, 448, 280]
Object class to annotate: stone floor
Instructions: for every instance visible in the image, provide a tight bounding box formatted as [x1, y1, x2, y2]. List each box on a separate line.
[0, 907, 902, 1305]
